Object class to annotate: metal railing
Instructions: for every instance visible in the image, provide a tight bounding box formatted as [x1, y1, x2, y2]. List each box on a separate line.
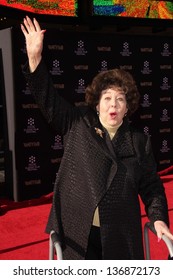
[144, 222, 173, 260]
[49, 223, 173, 260]
[49, 230, 63, 260]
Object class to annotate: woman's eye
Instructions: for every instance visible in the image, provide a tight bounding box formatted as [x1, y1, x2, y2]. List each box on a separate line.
[117, 97, 125, 102]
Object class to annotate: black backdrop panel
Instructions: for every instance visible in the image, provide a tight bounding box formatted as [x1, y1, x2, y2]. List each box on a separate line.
[12, 27, 173, 200]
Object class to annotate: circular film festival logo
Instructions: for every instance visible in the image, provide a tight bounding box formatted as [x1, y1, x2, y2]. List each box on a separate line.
[141, 61, 152, 75]
[143, 126, 151, 136]
[160, 77, 171, 90]
[160, 140, 170, 153]
[24, 118, 39, 134]
[161, 43, 172, 57]
[51, 135, 63, 150]
[100, 60, 108, 72]
[75, 40, 88, 56]
[160, 109, 170, 122]
[23, 85, 31, 95]
[25, 155, 40, 172]
[50, 60, 64, 76]
[141, 94, 151, 108]
[120, 42, 132, 57]
[75, 78, 86, 94]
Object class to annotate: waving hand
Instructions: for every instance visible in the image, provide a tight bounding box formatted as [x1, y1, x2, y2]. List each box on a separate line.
[21, 16, 46, 72]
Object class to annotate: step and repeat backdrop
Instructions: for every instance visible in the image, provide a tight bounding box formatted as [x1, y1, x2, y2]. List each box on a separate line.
[13, 28, 173, 200]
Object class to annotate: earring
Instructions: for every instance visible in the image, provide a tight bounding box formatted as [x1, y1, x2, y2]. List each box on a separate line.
[97, 111, 100, 116]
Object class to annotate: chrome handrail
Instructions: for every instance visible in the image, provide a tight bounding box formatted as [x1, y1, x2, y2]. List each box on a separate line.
[49, 230, 63, 260]
[144, 222, 173, 260]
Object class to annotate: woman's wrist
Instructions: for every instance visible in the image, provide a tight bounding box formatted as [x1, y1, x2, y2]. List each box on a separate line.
[28, 55, 42, 72]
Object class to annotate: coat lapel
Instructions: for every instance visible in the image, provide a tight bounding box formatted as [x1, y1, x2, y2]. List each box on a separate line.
[81, 107, 135, 162]
[111, 119, 135, 158]
[89, 126, 116, 160]
[81, 107, 117, 161]
[85, 114, 120, 194]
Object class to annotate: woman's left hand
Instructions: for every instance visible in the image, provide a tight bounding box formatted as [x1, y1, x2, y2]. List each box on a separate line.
[154, 220, 173, 242]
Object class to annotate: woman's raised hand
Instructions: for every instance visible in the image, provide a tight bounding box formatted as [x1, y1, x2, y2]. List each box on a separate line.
[21, 16, 46, 72]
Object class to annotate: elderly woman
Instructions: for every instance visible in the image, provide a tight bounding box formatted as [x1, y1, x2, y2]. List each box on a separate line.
[21, 16, 173, 260]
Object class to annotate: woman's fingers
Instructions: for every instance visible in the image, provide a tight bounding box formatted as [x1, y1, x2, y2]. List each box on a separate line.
[20, 23, 28, 37]
[154, 220, 173, 242]
[162, 229, 173, 241]
[21, 16, 38, 34]
[156, 226, 173, 241]
[21, 16, 45, 38]
[33, 18, 41, 32]
[25, 16, 36, 31]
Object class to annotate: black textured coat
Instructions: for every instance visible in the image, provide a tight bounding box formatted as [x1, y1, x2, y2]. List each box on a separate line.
[23, 60, 169, 260]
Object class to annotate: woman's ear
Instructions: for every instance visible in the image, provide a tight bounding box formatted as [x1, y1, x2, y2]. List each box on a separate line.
[96, 104, 99, 113]
[124, 108, 128, 117]
[125, 106, 128, 114]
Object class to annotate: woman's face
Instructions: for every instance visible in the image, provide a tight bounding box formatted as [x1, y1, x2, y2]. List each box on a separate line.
[96, 87, 128, 127]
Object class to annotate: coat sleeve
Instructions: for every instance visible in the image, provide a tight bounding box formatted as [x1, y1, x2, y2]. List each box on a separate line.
[22, 59, 79, 135]
[137, 135, 169, 226]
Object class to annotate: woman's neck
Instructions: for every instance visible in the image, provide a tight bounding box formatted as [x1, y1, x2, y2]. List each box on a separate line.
[99, 117, 123, 139]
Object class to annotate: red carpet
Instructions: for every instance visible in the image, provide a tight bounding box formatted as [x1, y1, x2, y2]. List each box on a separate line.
[141, 165, 173, 260]
[0, 167, 173, 260]
[0, 193, 53, 260]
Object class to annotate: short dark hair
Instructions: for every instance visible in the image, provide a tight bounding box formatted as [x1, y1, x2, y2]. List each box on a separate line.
[85, 69, 140, 116]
